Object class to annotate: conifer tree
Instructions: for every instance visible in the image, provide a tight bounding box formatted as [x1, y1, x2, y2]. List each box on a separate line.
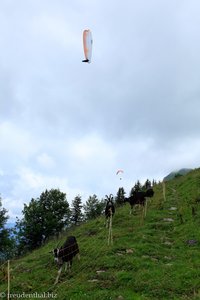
[130, 180, 142, 195]
[115, 187, 126, 206]
[152, 179, 157, 186]
[71, 195, 83, 225]
[143, 179, 152, 190]
[0, 195, 14, 260]
[83, 194, 104, 220]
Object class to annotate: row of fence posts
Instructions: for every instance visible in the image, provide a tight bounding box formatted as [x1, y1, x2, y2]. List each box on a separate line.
[2, 182, 173, 300]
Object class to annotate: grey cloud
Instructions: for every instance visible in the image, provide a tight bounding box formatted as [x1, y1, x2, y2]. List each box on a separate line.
[1, 0, 200, 221]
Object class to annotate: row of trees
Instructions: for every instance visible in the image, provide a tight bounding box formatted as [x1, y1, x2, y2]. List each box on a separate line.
[0, 197, 15, 261]
[0, 179, 157, 260]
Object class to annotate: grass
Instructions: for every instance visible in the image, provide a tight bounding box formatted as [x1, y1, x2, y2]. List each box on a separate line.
[1, 168, 200, 299]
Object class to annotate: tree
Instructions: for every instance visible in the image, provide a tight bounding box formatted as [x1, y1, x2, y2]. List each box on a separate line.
[115, 187, 126, 207]
[16, 198, 43, 253]
[83, 194, 104, 220]
[0, 195, 14, 261]
[143, 179, 152, 190]
[16, 189, 71, 253]
[71, 195, 83, 225]
[39, 189, 71, 238]
[152, 179, 157, 186]
[130, 180, 142, 195]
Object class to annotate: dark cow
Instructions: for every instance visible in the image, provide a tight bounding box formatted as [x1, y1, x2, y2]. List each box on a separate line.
[52, 236, 80, 284]
[124, 188, 154, 215]
[105, 194, 115, 227]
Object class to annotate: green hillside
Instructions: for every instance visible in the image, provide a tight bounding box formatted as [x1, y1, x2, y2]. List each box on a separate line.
[1, 168, 200, 300]
[163, 168, 193, 181]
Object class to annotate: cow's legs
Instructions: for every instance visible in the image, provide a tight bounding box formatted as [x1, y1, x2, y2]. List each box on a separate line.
[68, 261, 72, 272]
[130, 205, 134, 214]
[64, 262, 68, 272]
[54, 265, 63, 285]
[105, 217, 109, 228]
[144, 200, 148, 217]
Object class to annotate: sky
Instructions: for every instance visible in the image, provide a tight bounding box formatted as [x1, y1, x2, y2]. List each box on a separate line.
[1, 0, 200, 223]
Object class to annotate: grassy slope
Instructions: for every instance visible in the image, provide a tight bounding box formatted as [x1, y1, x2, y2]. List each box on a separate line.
[1, 168, 200, 300]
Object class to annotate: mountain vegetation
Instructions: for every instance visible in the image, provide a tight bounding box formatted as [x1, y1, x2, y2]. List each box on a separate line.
[1, 169, 200, 299]
[0, 196, 15, 260]
[163, 168, 193, 181]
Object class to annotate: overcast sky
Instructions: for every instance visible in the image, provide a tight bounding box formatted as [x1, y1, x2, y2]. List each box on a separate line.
[1, 0, 200, 223]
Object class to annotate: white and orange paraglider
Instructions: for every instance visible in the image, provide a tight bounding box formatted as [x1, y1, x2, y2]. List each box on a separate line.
[82, 29, 93, 63]
[116, 169, 124, 180]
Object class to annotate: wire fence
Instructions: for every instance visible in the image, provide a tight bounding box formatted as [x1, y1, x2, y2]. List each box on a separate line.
[0, 217, 118, 298]
[0, 198, 162, 299]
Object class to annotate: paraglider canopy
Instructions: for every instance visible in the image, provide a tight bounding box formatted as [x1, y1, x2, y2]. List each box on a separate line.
[82, 29, 93, 63]
[116, 169, 124, 180]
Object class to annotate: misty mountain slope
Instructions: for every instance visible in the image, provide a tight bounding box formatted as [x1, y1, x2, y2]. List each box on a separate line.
[163, 168, 193, 181]
[1, 168, 200, 300]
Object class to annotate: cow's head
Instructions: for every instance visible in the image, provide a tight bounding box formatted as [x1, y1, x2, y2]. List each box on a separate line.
[106, 200, 113, 208]
[51, 248, 63, 265]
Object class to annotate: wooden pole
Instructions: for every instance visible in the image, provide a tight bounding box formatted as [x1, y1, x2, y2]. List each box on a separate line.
[108, 211, 113, 245]
[110, 212, 113, 245]
[162, 181, 166, 202]
[144, 200, 148, 217]
[140, 206, 144, 225]
[7, 260, 10, 300]
[108, 218, 110, 245]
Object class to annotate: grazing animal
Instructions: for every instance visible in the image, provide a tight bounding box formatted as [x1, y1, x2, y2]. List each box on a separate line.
[105, 194, 115, 245]
[52, 236, 80, 284]
[105, 194, 115, 221]
[124, 188, 154, 215]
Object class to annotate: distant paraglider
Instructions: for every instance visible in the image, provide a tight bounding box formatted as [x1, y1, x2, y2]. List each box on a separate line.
[82, 29, 93, 63]
[116, 169, 124, 180]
